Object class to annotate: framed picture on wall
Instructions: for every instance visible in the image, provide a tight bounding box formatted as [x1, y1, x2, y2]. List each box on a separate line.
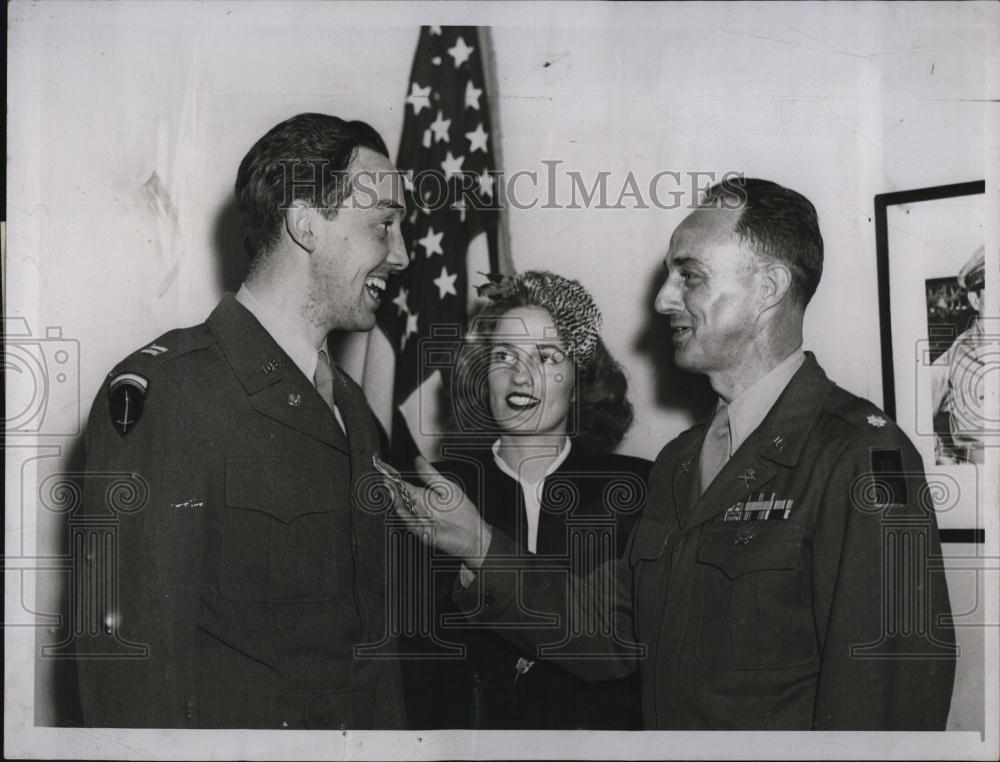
[874, 180, 988, 541]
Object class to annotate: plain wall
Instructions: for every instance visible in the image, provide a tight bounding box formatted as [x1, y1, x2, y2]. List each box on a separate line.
[6, 0, 996, 738]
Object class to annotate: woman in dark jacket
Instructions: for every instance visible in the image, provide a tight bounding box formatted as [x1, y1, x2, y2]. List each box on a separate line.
[401, 271, 650, 730]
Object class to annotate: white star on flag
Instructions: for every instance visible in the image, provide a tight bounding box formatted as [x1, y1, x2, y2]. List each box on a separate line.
[417, 227, 444, 257]
[429, 26, 442, 35]
[429, 111, 451, 143]
[465, 80, 482, 110]
[465, 123, 489, 153]
[392, 286, 410, 316]
[448, 36, 475, 68]
[406, 82, 432, 115]
[433, 266, 459, 299]
[402, 312, 419, 350]
[441, 151, 465, 179]
[478, 169, 495, 199]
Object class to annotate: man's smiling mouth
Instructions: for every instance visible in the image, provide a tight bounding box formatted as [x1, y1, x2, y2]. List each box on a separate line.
[364, 275, 387, 302]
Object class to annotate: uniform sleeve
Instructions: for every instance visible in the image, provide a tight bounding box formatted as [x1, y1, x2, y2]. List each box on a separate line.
[451, 527, 642, 682]
[76, 370, 205, 727]
[810, 429, 956, 730]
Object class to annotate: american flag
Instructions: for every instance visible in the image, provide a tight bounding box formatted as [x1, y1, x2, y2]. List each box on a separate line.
[375, 25, 503, 465]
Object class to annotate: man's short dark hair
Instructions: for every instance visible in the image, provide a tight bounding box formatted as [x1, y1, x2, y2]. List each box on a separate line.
[235, 113, 389, 267]
[702, 177, 824, 306]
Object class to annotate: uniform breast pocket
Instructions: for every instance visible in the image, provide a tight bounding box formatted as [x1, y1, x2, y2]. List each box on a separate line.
[694, 530, 817, 670]
[220, 458, 343, 603]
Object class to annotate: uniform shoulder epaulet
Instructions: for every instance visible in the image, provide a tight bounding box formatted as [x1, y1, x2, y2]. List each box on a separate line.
[823, 384, 913, 448]
[112, 323, 213, 374]
[104, 323, 214, 437]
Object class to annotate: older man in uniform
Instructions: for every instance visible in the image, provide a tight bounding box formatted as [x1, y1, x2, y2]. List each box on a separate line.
[931, 245, 987, 464]
[76, 113, 409, 728]
[398, 178, 956, 729]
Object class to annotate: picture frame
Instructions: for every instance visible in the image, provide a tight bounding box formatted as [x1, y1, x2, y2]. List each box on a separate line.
[874, 180, 987, 542]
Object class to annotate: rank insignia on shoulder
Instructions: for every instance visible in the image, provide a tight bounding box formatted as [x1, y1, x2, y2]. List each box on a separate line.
[140, 343, 168, 357]
[866, 414, 887, 428]
[108, 373, 148, 436]
[723, 493, 794, 522]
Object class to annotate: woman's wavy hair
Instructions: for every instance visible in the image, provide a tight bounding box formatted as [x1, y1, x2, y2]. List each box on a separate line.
[449, 272, 634, 453]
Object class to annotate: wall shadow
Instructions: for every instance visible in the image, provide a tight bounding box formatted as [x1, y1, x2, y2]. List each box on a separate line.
[632, 265, 715, 420]
[213, 198, 249, 294]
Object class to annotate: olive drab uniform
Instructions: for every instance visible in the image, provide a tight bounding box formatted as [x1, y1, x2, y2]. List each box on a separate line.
[455, 353, 956, 729]
[75, 294, 405, 728]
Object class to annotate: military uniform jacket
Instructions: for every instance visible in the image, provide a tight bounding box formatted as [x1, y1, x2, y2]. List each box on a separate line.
[76, 294, 405, 729]
[403, 446, 648, 730]
[455, 354, 956, 729]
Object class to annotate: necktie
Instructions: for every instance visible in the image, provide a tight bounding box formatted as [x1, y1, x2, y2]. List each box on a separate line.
[699, 403, 731, 494]
[314, 348, 336, 412]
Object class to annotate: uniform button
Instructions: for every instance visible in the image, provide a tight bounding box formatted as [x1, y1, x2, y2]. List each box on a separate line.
[281, 720, 289, 729]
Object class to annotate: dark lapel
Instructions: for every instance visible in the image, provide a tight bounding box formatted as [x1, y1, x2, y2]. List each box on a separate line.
[330, 363, 386, 570]
[206, 294, 350, 454]
[331, 363, 378, 474]
[671, 430, 704, 528]
[683, 353, 834, 533]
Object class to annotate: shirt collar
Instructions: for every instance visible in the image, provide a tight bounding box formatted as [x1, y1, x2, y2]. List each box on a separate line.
[491, 438, 573, 486]
[725, 348, 806, 453]
[235, 283, 327, 381]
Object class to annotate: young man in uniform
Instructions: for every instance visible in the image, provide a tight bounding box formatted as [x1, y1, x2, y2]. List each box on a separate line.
[76, 113, 409, 728]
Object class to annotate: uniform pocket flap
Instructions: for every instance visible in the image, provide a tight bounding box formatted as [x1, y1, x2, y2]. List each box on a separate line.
[225, 458, 332, 524]
[697, 537, 800, 580]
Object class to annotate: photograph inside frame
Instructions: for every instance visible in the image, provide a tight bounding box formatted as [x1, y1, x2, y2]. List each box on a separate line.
[4, 1, 998, 760]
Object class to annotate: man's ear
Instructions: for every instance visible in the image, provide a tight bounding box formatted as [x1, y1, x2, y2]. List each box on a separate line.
[284, 201, 316, 253]
[967, 290, 981, 313]
[759, 261, 793, 310]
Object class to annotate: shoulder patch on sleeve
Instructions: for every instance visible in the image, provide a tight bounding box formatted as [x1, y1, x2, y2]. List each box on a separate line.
[108, 373, 148, 436]
[869, 447, 907, 506]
